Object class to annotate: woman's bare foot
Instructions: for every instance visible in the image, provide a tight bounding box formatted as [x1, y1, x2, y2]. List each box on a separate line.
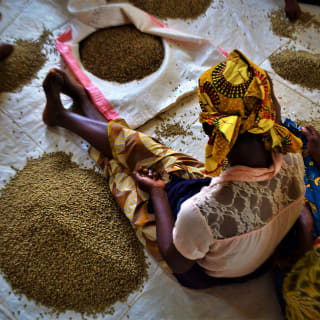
[302, 126, 320, 168]
[51, 68, 106, 122]
[0, 42, 13, 61]
[50, 68, 87, 103]
[42, 69, 65, 126]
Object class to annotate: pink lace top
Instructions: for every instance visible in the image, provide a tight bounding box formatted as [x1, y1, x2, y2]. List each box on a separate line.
[173, 152, 305, 277]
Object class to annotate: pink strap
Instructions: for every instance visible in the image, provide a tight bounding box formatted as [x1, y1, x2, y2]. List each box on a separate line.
[211, 152, 283, 184]
[146, 14, 168, 28]
[56, 29, 119, 121]
[218, 47, 229, 57]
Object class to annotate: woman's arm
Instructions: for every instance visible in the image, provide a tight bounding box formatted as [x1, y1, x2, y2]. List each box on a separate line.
[302, 126, 320, 169]
[135, 169, 195, 274]
[150, 187, 195, 273]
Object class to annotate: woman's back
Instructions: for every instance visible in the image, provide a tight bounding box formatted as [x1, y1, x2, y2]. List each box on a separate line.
[194, 152, 305, 239]
[173, 153, 305, 277]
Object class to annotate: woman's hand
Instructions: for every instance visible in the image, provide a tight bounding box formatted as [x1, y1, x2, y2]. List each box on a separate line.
[135, 167, 195, 274]
[285, 0, 301, 22]
[134, 167, 165, 193]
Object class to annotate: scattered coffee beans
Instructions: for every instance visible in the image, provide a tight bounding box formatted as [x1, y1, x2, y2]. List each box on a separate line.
[269, 9, 320, 39]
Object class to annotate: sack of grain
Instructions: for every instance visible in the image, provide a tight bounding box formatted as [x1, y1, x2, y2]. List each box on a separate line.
[57, 1, 225, 128]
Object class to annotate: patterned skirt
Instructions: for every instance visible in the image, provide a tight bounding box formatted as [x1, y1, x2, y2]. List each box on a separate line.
[89, 119, 206, 271]
[283, 244, 320, 320]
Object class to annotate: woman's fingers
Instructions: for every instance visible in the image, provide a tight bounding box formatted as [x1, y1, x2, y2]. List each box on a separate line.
[136, 167, 150, 176]
[134, 171, 142, 180]
[135, 167, 163, 180]
[153, 170, 160, 180]
[302, 126, 317, 139]
[301, 126, 311, 137]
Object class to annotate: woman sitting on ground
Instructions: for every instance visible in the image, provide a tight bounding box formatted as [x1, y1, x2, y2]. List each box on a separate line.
[42, 50, 305, 289]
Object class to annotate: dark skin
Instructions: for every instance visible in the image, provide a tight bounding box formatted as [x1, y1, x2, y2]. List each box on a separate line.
[285, 0, 301, 22]
[296, 204, 314, 256]
[297, 125, 320, 254]
[0, 42, 13, 60]
[302, 126, 320, 168]
[0, 12, 14, 61]
[134, 168, 194, 273]
[285, 0, 320, 22]
[43, 68, 303, 274]
[42, 69, 112, 158]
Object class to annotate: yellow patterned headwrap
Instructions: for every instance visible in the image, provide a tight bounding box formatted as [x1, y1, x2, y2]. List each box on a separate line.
[198, 49, 302, 176]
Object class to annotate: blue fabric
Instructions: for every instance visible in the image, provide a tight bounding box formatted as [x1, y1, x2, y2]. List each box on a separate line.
[274, 119, 320, 318]
[147, 175, 211, 217]
[284, 118, 320, 237]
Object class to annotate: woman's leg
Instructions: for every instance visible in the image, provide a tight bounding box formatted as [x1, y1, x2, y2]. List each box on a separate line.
[42, 69, 113, 158]
[53, 68, 107, 122]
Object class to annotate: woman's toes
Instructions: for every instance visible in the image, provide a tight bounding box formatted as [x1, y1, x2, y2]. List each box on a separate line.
[43, 68, 63, 93]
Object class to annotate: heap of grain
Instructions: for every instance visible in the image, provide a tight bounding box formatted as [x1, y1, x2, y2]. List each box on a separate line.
[269, 49, 320, 90]
[0, 29, 52, 93]
[80, 25, 164, 83]
[127, 0, 214, 19]
[0, 152, 148, 316]
[269, 9, 320, 39]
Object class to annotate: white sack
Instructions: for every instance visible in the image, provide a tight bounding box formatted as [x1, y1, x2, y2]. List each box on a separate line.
[61, 1, 225, 128]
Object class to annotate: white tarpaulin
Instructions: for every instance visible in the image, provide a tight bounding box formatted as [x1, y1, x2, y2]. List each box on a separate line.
[0, 0, 320, 319]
